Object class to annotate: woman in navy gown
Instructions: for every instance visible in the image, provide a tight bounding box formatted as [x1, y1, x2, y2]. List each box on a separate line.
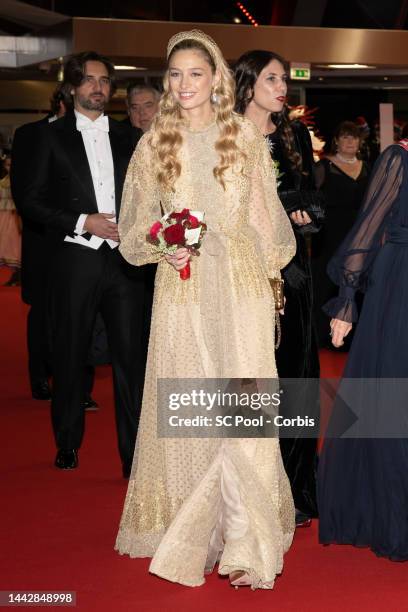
[318, 140, 408, 560]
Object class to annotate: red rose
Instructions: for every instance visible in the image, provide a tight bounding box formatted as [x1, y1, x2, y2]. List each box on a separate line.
[170, 208, 190, 222]
[149, 221, 162, 241]
[187, 214, 199, 228]
[163, 222, 185, 245]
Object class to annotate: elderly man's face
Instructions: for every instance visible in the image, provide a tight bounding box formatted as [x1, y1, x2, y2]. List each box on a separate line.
[128, 90, 159, 132]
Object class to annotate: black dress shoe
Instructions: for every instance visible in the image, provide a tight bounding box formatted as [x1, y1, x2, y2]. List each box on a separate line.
[122, 461, 132, 479]
[55, 449, 78, 470]
[295, 509, 312, 528]
[81, 395, 99, 411]
[31, 380, 51, 401]
[4, 269, 21, 286]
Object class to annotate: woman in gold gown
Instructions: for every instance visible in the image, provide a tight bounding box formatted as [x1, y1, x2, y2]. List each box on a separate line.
[0, 153, 21, 285]
[115, 30, 296, 590]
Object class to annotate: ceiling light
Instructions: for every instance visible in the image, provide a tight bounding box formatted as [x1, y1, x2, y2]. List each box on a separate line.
[236, 1, 259, 27]
[321, 63, 376, 69]
[114, 65, 147, 71]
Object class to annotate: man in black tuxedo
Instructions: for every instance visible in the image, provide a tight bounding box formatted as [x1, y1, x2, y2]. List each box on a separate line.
[17, 51, 145, 476]
[12, 118, 51, 399]
[12, 83, 99, 408]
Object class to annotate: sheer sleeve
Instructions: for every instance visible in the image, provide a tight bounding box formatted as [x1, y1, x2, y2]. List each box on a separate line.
[119, 134, 162, 266]
[324, 145, 404, 322]
[249, 132, 296, 278]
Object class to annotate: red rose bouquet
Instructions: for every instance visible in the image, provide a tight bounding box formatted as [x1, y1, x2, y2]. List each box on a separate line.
[147, 209, 206, 280]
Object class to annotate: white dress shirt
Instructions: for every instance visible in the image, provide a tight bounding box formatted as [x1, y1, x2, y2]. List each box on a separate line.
[64, 110, 118, 249]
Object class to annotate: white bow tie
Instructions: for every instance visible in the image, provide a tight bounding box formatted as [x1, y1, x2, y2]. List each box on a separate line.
[76, 114, 109, 133]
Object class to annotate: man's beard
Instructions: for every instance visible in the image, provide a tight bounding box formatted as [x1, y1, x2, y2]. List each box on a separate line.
[78, 93, 107, 112]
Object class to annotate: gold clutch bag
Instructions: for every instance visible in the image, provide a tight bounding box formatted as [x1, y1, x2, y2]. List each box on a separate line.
[269, 278, 284, 349]
[270, 278, 284, 311]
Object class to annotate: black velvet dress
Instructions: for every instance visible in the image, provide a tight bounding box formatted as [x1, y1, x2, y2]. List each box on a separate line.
[266, 120, 324, 517]
[312, 159, 370, 348]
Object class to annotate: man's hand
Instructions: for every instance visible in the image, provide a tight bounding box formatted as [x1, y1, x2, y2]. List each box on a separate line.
[290, 210, 312, 226]
[84, 213, 119, 241]
[330, 318, 352, 348]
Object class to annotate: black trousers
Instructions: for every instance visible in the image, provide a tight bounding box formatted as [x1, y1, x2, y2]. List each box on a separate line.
[27, 300, 50, 386]
[26, 276, 95, 395]
[50, 242, 147, 465]
[21, 224, 98, 394]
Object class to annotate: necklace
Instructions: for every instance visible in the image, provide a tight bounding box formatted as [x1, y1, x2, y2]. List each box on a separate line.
[335, 153, 358, 164]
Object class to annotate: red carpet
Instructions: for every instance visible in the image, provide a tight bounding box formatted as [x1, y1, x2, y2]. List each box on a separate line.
[1, 268, 407, 611]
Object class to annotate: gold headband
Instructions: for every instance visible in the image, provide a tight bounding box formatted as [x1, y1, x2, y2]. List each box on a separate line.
[166, 29, 221, 67]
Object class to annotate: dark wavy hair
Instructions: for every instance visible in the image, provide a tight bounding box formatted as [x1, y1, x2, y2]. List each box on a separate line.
[234, 49, 302, 172]
[63, 51, 117, 96]
[50, 82, 73, 115]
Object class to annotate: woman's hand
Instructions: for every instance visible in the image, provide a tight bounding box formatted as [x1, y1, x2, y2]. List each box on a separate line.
[330, 318, 352, 347]
[290, 210, 312, 226]
[165, 247, 190, 271]
[278, 296, 286, 316]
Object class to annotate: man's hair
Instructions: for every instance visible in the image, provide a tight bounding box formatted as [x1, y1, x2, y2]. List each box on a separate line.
[64, 51, 117, 95]
[126, 83, 160, 105]
[50, 82, 73, 115]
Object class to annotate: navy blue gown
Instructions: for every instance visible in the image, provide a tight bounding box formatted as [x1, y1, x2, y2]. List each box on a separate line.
[318, 143, 408, 560]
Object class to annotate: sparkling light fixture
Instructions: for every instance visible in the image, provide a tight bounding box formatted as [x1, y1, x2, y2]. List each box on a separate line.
[236, 2, 259, 27]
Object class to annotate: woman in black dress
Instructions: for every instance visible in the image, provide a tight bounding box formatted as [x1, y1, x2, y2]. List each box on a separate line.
[234, 50, 324, 526]
[318, 139, 408, 561]
[312, 121, 370, 348]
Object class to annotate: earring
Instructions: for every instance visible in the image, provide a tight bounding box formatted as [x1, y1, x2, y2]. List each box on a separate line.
[211, 90, 219, 104]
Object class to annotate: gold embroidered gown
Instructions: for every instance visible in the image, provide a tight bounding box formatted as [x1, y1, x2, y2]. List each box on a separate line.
[0, 175, 21, 268]
[115, 116, 296, 589]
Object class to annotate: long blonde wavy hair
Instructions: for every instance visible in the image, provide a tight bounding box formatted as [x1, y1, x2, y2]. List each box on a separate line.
[149, 30, 245, 191]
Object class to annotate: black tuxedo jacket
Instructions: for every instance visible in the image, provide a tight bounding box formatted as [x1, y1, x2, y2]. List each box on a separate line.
[12, 116, 51, 303]
[17, 111, 140, 246]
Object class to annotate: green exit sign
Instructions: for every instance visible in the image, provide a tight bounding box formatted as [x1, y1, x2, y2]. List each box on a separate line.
[290, 63, 311, 80]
